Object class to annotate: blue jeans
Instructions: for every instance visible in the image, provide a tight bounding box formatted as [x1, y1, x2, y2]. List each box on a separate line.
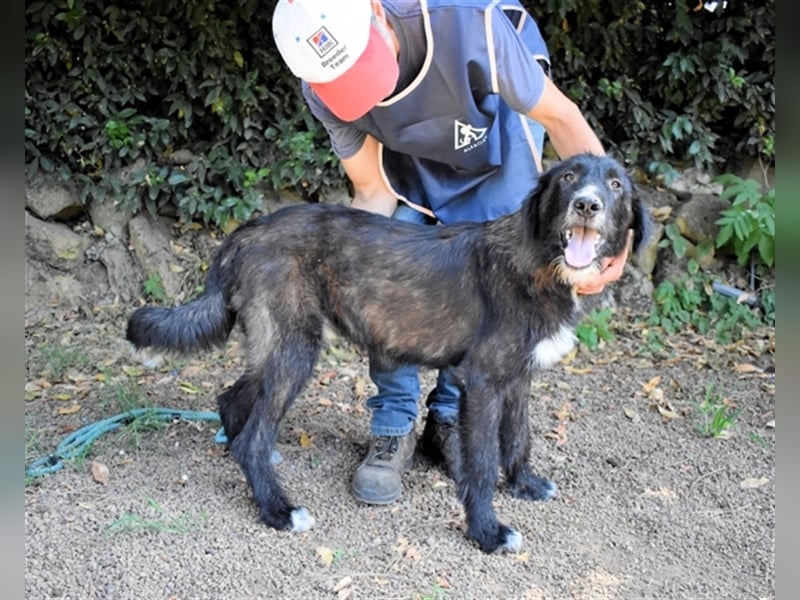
[367, 203, 461, 436]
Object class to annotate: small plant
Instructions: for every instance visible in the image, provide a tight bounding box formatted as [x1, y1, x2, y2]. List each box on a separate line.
[691, 383, 741, 439]
[419, 583, 448, 600]
[576, 307, 615, 351]
[715, 174, 775, 269]
[646, 224, 773, 349]
[106, 496, 207, 535]
[143, 272, 168, 302]
[30, 343, 92, 382]
[98, 372, 163, 449]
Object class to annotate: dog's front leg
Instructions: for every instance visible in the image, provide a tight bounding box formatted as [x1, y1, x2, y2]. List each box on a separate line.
[457, 381, 522, 554]
[224, 340, 319, 534]
[500, 376, 558, 501]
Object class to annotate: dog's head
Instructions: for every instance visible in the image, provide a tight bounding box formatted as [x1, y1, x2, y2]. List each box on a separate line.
[527, 153, 650, 286]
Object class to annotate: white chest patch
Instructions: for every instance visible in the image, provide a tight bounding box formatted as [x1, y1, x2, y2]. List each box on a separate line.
[531, 324, 577, 368]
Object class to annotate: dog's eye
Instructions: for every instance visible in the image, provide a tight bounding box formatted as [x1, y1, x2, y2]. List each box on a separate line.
[609, 178, 622, 190]
[562, 172, 575, 183]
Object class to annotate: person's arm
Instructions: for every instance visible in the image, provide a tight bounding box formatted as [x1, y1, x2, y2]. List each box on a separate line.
[340, 134, 399, 217]
[526, 77, 604, 158]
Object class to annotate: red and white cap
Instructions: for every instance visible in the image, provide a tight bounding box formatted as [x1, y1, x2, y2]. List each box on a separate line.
[272, 0, 400, 122]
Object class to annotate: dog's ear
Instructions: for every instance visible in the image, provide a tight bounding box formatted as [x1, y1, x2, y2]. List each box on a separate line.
[526, 164, 560, 241]
[630, 185, 652, 255]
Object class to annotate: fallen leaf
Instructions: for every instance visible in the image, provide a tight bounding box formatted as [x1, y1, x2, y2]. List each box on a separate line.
[91, 460, 109, 485]
[53, 393, 72, 401]
[642, 376, 662, 395]
[299, 430, 313, 449]
[318, 397, 333, 407]
[337, 588, 353, 600]
[734, 363, 762, 373]
[179, 381, 202, 394]
[516, 551, 530, 563]
[564, 366, 593, 375]
[168, 263, 185, 274]
[57, 404, 81, 415]
[332, 576, 353, 593]
[651, 205, 673, 222]
[354, 376, 367, 398]
[319, 370, 337, 386]
[553, 402, 573, 422]
[316, 546, 334, 567]
[642, 486, 676, 501]
[656, 405, 681, 420]
[544, 423, 568, 446]
[623, 407, 641, 422]
[740, 477, 769, 489]
[122, 365, 144, 377]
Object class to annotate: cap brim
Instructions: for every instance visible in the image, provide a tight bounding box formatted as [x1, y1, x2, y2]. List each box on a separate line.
[309, 24, 399, 122]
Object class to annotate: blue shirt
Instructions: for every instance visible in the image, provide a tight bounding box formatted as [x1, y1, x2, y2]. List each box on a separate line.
[305, 0, 550, 224]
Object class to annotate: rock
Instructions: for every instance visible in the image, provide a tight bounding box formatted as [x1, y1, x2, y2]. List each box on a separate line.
[96, 243, 143, 303]
[127, 212, 185, 300]
[667, 166, 723, 196]
[674, 194, 730, 246]
[612, 264, 654, 317]
[634, 220, 664, 277]
[25, 212, 90, 271]
[26, 180, 83, 221]
[88, 198, 135, 241]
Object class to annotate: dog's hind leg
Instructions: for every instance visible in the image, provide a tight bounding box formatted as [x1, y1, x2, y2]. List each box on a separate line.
[224, 328, 321, 533]
[500, 376, 558, 501]
[457, 379, 522, 554]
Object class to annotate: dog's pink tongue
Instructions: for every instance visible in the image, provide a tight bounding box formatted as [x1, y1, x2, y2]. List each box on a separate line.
[565, 227, 599, 268]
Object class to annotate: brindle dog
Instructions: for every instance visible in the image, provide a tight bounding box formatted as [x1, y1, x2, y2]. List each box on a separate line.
[127, 153, 649, 553]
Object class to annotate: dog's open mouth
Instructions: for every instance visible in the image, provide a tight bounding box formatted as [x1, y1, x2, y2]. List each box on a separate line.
[563, 226, 602, 268]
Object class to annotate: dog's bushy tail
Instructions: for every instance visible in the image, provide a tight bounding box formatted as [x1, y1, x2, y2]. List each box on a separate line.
[126, 269, 234, 355]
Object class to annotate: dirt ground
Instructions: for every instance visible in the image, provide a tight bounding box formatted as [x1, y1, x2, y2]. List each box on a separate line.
[25, 286, 775, 599]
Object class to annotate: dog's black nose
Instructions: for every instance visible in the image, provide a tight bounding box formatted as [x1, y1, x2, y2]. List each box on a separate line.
[572, 196, 603, 217]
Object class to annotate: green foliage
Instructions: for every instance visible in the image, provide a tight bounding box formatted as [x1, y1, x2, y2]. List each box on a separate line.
[25, 0, 341, 227]
[30, 343, 93, 382]
[575, 308, 615, 351]
[647, 248, 772, 349]
[715, 175, 775, 268]
[106, 496, 208, 535]
[532, 0, 774, 180]
[143, 272, 168, 302]
[691, 383, 741, 439]
[26, 1, 774, 224]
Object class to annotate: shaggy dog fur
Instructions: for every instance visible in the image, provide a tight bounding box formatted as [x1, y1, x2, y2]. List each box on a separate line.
[126, 153, 650, 553]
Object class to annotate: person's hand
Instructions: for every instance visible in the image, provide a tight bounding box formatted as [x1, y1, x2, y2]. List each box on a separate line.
[575, 229, 634, 295]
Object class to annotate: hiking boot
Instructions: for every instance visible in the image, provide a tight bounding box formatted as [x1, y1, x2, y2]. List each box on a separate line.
[418, 416, 462, 481]
[351, 432, 416, 505]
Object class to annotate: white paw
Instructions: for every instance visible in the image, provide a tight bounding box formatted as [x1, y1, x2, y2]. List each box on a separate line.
[542, 480, 559, 500]
[499, 529, 523, 553]
[290, 507, 316, 533]
[129, 344, 164, 368]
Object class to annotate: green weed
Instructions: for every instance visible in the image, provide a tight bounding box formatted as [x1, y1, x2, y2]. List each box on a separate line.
[30, 343, 92, 382]
[106, 496, 207, 535]
[691, 384, 741, 439]
[143, 272, 168, 302]
[576, 307, 615, 351]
